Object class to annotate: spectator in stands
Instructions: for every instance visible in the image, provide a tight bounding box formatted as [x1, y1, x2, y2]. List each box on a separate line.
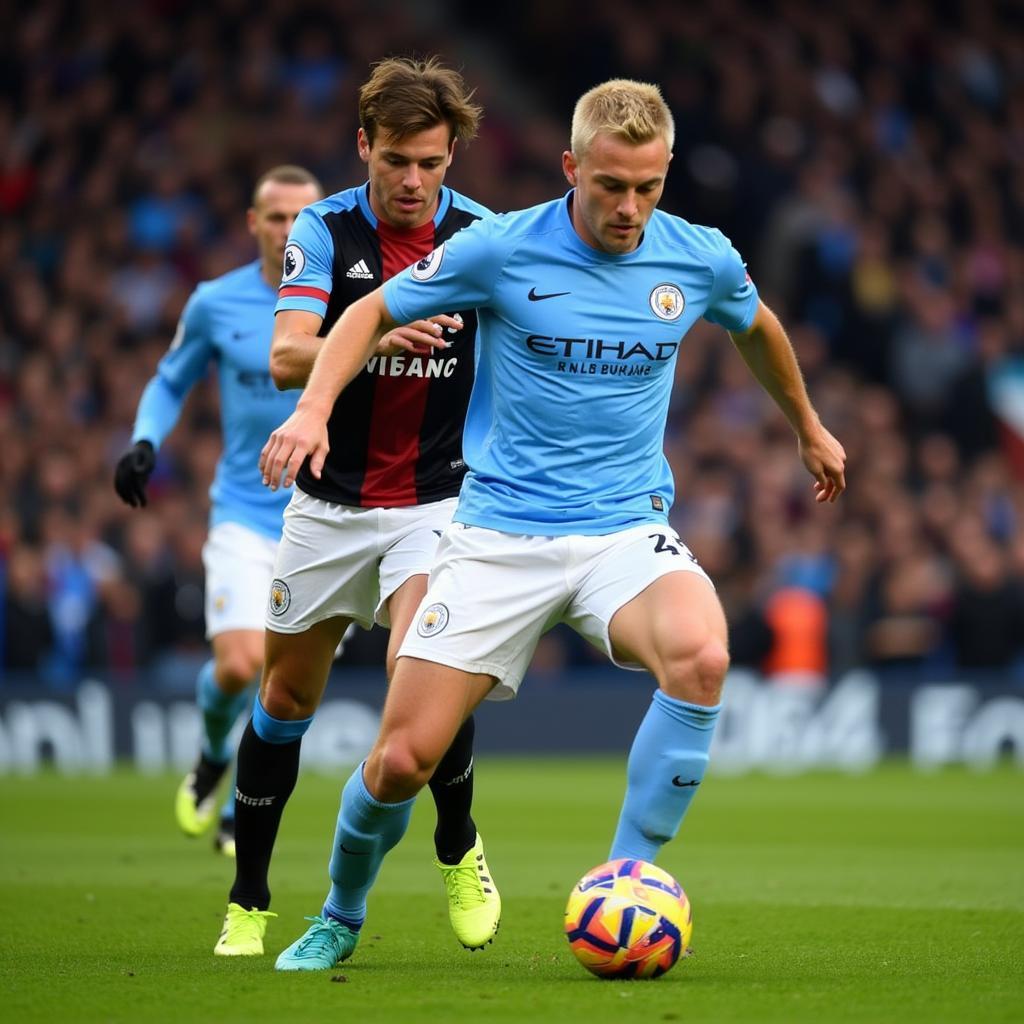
[1, 0, 1022, 686]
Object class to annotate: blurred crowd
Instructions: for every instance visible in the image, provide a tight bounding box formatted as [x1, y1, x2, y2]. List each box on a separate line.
[2, 0, 1023, 690]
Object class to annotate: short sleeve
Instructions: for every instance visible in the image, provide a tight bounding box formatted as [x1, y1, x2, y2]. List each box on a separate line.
[382, 217, 505, 324]
[276, 206, 335, 319]
[703, 233, 759, 332]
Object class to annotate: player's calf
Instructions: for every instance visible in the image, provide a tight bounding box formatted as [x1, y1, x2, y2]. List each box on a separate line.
[609, 688, 723, 862]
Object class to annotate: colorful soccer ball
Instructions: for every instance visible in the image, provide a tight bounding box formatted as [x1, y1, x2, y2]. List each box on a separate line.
[564, 858, 692, 979]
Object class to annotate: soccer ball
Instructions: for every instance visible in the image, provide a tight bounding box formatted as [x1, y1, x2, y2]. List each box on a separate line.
[564, 858, 692, 979]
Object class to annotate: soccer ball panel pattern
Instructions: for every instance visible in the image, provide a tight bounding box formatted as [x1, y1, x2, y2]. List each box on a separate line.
[564, 858, 693, 979]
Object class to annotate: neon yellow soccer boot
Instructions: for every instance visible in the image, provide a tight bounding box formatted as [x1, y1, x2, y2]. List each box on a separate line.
[435, 833, 501, 950]
[174, 755, 227, 837]
[213, 816, 236, 859]
[213, 903, 277, 956]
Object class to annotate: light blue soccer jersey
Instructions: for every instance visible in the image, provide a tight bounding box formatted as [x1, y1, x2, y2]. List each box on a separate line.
[383, 192, 759, 535]
[132, 261, 297, 539]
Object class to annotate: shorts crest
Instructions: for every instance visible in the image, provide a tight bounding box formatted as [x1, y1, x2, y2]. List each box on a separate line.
[417, 602, 450, 637]
[269, 579, 291, 616]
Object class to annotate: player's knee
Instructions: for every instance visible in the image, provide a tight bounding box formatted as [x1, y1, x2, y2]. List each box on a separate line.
[216, 650, 262, 692]
[692, 638, 730, 702]
[375, 735, 435, 793]
[259, 676, 318, 721]
[704, 636, 731, 678]
[662, 637, 729, 705]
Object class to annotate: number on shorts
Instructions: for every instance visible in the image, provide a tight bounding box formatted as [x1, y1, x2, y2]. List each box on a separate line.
[649, 532, 681, 556]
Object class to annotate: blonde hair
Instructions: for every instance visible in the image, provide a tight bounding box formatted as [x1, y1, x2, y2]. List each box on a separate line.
[359, 56, 482, 146]
[570, 79, 674, 158]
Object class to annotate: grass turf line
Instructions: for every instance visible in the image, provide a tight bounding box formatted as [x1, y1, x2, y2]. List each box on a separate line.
[1, 760, 1021, 1023]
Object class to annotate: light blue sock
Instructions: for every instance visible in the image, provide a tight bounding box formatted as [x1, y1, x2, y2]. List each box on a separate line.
[609, 690, 721, 862]
[323, 763, 415, 930]
[197, 660, 255, 763]
[251, 694, 313, 743]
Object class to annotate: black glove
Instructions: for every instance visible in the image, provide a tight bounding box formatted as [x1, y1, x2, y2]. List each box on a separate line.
[114, 440, 156, 508]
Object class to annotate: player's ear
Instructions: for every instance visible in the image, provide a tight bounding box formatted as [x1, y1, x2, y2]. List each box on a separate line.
[246, 207, 258, 237]
[357, 128, 371, 164]
[562, 150, 578, 187]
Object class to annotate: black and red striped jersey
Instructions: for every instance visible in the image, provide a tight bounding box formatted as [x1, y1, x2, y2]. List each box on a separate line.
[276, 183, 491, 507]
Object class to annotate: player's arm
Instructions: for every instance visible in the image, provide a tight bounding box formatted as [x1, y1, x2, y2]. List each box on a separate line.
[115, 294, 212, 507]
[729, 300, 847, 503]
[270, 308, 465, 389]
[260, 289, 450, 489]
[269, 309, 325, 390]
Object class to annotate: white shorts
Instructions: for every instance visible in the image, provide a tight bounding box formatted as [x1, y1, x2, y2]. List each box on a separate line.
[202, 522, 279, 638]
[266, 490, 458, 633]
[399, 522, 714, 700]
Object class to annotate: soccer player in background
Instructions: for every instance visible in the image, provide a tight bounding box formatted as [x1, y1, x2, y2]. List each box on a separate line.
[213, 57, 501, 960]
[261, 78, 847, 971]
[115, 166, 323, 857]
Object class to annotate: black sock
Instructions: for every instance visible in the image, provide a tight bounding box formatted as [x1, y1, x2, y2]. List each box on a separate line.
[228, 719, 302, 911]
[429, 715, 477, 864]
[193, 751, 229, 805]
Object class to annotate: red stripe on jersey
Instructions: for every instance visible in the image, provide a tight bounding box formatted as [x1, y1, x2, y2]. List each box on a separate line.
[359, 217, 438, 506]
[278, 285, 331, 302]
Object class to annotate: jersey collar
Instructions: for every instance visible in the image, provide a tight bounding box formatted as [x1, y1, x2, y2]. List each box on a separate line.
[254, 259, 278, 294]
[560, 189, 648, 263]
[357, 183, 452, 232]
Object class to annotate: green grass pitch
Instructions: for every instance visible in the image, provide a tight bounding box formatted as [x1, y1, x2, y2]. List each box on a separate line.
[2, 760, 1021, 1023]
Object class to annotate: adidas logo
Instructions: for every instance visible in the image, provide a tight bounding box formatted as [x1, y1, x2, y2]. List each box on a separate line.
[346, 259, 374, 280]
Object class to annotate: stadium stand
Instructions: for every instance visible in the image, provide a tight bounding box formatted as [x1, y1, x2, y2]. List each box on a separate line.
[2, 0, 1022, 688]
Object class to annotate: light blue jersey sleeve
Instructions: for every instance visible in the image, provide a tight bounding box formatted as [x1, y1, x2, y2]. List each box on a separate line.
[377, 197, 764, 537]
[703, 231, 759, 332]
[132, 288, 214, 449]
[275, 206, 336, 319]
[381, 216, 507, 324]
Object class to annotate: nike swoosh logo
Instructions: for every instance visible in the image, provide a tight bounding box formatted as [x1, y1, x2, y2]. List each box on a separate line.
[339, 842, 370, 856]
[528, 287, 570, 301]
[672, 776, 700, 788]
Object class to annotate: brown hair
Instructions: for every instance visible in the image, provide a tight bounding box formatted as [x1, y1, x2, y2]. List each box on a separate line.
[571, 79, 674, 158]
[250, 165, 323, 208]
[359, 56, 482, 146]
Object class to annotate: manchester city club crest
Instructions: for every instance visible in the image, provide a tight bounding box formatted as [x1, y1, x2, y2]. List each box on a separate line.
[411, 244, 445, 281]
[649, 283, 685, 321]
[269, 579, 291, 616]
[282, 244, 305, 283]
[417, 602, 450, 638]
